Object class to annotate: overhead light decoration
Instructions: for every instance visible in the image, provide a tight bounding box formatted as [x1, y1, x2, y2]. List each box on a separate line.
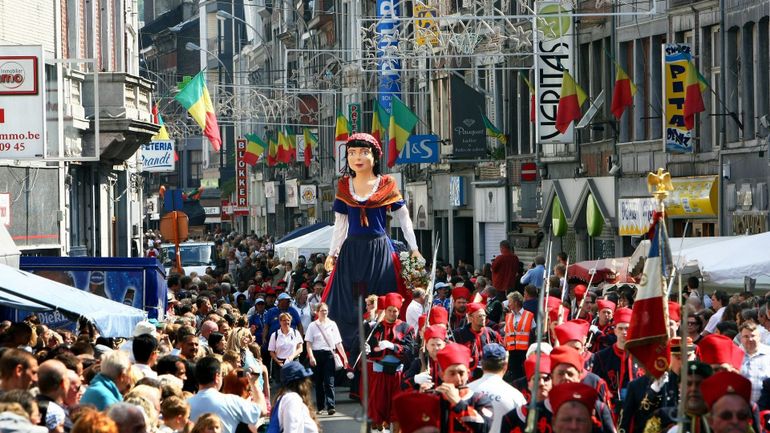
[508, 25, 532, 51]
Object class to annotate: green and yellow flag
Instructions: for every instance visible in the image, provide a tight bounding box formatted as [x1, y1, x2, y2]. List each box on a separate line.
[243, 133, 266, 166]
[174, 71, 222, 151]
[387, 96, 419, 168]
[481, 112, 507, 144]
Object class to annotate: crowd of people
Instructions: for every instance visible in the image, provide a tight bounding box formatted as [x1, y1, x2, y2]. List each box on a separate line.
[0, 229, 766, 433]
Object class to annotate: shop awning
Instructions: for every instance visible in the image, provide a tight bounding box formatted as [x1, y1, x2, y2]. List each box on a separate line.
[0, 264, 147, 337]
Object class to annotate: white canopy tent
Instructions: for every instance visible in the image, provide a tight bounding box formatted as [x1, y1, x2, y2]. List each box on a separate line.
[274, 226, 334, 264]
[631, 233, 770, 288]
[0, 263, 147, 337]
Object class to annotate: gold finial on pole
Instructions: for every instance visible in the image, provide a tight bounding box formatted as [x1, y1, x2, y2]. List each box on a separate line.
[647, 168, 674, 202]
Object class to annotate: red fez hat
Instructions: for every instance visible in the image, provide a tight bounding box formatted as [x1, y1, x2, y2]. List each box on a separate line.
[429, 306, 448, 325]
[597, 300, 616, 312]
[265, 287, 276, 295]
[436, 343, 471, 371]
[452, 287, 471, 300]
[700, 371, 752, 410]
[466, 302, 485, 316]
[525, 354, 551, 380]
[382, 293, 404, 310]
[698, 334, 745, 370]
[470, 277, 477, 284]
[573, 284, 587, 300]
[550, 382, 598, 418]
[300, 282, 309, 289]
[418, 314, 427, 329]
[546, 297, 569, 323]
[555, 320, 590, 345]
[377, 296, 386, 310]
[614, 307, 633, 324]
[392, 391, 440, 433]
[424, 324, 447, 342]
[670, 336, 695, 354]
[668, 302, 681, 323]
[550, 346, 584, 372]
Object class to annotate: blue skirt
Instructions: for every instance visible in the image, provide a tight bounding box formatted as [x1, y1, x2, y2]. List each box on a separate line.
[323, 233, 399, 352]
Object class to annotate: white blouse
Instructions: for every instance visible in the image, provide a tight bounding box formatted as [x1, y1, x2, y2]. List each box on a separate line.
[278, 392, 319, 433]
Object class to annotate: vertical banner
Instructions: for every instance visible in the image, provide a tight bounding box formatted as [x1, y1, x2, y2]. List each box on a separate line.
[377, 0, 401, 114]
[450, 76, 486, 158]
[664, 43, 694, 153]
[348, 103, 362, 133]
[536, 1, 574, 144]
[285, 179, 299, 208]
[413, 1, 439, 47]
[295, 133, 305, 163]
[234, 139, 249, 216]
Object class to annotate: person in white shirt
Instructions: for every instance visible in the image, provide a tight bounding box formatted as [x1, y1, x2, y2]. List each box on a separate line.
[468, 343, 527, 433]
[271, 361, 320, 433]
[739, 321, 770, 403]
[187, 357, 266, 433]
[405, 288, 426, 335]
[132, 334, 159, 380]
[703, 290, 729, 335]
[293, 287, 314, 332]
[268, 312, 304, 371]
[305, 302, 348, 415]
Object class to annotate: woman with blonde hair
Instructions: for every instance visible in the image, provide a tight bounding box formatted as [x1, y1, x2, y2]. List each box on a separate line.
[268, 313, 303, 371]
[227, 328, 268, 397]
[190, 413, 222, 433]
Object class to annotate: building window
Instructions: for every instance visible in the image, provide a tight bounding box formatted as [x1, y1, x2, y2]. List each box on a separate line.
[758, 18, 769, 138]
[726, 26, 740, 143]
[742, 22, 756, 139]
[701, 25, 721, 151]
[190, 150, 202, 182]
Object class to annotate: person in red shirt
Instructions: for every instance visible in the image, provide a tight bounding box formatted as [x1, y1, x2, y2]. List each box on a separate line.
[491, 240, 520, 294]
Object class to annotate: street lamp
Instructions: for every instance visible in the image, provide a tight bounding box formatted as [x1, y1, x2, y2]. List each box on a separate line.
[216, 10, 269, 47]
[185, 42, 233, 80]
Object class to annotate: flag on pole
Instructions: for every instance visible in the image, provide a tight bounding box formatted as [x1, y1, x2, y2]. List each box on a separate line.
[151, 104, 178, 161]
[683, 61, 707, 131]
[303, 128, 318, 168]
[387, 96, 420, 168]
[285, 126, 297, 162]
[174, 70, 222, 151]
[371, 101, 389, 146]
[277, 129, 292, 164]
[555, 70, 588, 134]
[243, 133, 266, 166]
[335, 112, 351, 141]
[610, 63, 638, 119]
[626, 211, 672, 379]
[481, 112, 507, 144]
[519, 71, 535, 123]
[267, 134, 278, 167]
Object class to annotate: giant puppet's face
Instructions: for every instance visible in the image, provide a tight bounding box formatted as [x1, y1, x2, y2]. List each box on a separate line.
[347, 146, 375, 175]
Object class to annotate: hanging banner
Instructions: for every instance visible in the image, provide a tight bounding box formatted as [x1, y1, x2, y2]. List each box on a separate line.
[413, 2, 439, 47]
[299, 185, 317, 205]
[285, 178, 299, 208]
[295, 133, 305, 163]
[0, 45, 46, 159]
[348, 103, 362, 133]
[536, 1, 574, 144]
[234, 139, 249, 216]
[618, 198, 657, 236]
[664, 43, 694, 153]
[450, 76, 486, 158]
[377, 0, 401, 114]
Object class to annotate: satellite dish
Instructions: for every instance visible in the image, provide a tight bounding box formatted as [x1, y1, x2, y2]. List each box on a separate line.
[576, 89, 606, 129]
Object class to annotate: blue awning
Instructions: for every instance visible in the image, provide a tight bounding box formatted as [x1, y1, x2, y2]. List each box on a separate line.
[275, 222, 331, 244]
[0, 264, 146, 337]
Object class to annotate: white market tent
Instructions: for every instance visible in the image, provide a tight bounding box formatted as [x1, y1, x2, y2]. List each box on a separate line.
[0, 263, 147, 337]
[0, 224, 21, 268]
[274, 225, 334, 264]
[631, 233, 770, 288]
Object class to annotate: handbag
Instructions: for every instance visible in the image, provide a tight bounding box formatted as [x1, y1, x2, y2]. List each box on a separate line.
[315, 321, 344, 371]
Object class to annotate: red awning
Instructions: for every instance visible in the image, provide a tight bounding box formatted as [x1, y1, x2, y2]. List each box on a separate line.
[569, 257, 635, 284]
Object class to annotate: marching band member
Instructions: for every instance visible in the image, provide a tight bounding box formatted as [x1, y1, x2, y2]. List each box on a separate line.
[453, 303, 502, 379]
[435, 343, 494, 433]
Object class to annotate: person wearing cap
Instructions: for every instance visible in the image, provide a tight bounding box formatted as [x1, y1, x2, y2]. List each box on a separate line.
[590, 307, 644, 416]
[262, 292, 303, 348]
[247, 297, 267, 343]
[501, 354, 553, 432]
[392, 391, 441, 433]
[618, 337, 694, 433]
[589, 299, 617, 353]
[701, 371, 754, 433]
[434, 343, 493, 433]
[550, 382, 601, 433]
[643, 361, 713, 433]
[266, 361, 321, 433]
[548, 346, 615, 433]
[503, 291, 536, 382]
[432, 282, 452, 313]
[323, 133, 422, 355]
[452, 302, 502, 378]
[449, 287, 472, 330]
[468, 343, 526, 433]
[698, 334, 745, 373]
[402, 324, 447, 391]
[555, 319, 592, 365]
[365, 292, 415, 431]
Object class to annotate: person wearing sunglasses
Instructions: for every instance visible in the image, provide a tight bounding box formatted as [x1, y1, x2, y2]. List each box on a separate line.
[702, 371, 754, 433]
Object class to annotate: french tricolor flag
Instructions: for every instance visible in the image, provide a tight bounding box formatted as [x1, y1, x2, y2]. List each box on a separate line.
[626, 211, 672, 378]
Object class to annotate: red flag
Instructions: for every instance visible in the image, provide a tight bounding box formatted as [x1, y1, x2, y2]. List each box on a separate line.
[555, 70, 587, 134]
[684, 61, 706, 130]
[626, 211, 672, 379]
[610, 64, 637, 119]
